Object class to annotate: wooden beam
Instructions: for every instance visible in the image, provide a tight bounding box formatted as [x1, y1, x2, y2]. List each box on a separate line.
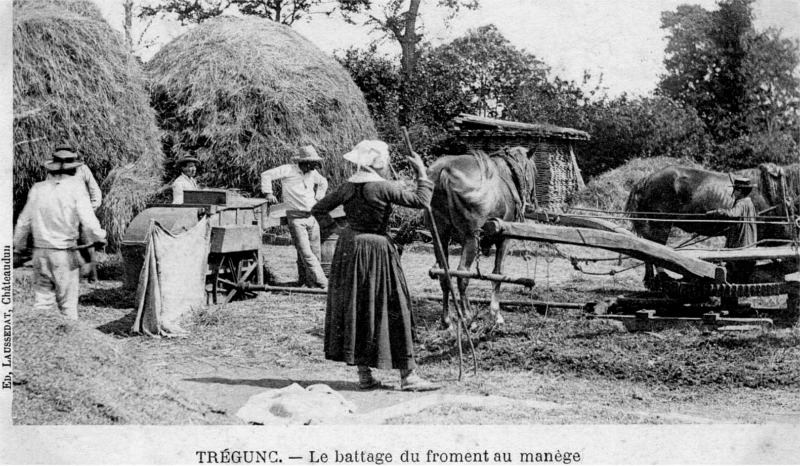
[417, 293, 586, 310]
[681, 246, 800, 263]
[428, 268, 536, 287]
[484, 218, 725, 282]
[524, 210, 632, 235]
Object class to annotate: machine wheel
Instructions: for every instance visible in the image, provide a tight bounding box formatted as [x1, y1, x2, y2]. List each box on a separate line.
[781, 282, 800, 327]
[657, 280, 788, 299]
[207, 250, 260, 304]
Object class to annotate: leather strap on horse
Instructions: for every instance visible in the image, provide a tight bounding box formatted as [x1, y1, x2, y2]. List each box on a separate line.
[493, 147, 531, 222]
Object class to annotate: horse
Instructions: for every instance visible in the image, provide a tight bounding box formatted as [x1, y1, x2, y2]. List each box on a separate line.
[625, 163, 800, 283]
[427, 146, 535, 328]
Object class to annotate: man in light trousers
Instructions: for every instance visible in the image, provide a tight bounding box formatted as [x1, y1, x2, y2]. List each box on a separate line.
[14, 152, 107, 320]
[261, 145, 329, 288]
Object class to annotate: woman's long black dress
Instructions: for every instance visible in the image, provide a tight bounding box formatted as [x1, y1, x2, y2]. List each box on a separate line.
[311, 178, 433, 370]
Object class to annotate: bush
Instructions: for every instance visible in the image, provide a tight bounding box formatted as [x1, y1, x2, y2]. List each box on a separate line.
[706, 131, 799, 170]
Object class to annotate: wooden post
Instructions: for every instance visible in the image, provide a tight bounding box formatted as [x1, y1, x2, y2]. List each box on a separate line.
[428, 268, 536, 287]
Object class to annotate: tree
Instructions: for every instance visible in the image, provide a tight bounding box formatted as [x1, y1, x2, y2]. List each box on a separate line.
[335, 46, 402, 136]
[658, 0, 800, 144]
[343, 0, 480, 125]
[139, 0, 369, 26]
[412, 24, 548, 124]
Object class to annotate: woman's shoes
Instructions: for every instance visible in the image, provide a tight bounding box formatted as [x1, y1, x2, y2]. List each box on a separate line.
[400, 373, 441, 392]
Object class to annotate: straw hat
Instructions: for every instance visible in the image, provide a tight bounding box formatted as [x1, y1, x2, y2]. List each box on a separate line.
[43, 142, 84, 171]
[732, 176, 756, 190]
[293, 145, 323, 163]
[176, 155, 200, 166]
[343, 140, 389, 170]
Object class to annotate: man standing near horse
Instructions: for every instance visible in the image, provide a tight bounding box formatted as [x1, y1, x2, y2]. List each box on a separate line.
[707, 176, 757, 282]
[707, 176, 758, 249]
[261, 145, 329, 289]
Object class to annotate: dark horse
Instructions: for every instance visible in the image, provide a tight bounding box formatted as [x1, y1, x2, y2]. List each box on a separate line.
[428, 146, 535, 327]
[625, 163, 800, 283]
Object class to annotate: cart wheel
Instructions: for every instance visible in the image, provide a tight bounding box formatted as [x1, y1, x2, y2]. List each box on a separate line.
[207, 251, 260, 304]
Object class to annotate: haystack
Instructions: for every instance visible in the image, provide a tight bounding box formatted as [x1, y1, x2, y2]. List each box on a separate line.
[145, 16, 377, 195]
[13, 0, 163, 249]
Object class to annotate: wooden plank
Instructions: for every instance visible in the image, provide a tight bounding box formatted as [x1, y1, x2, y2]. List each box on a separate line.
[484, 219, 725, 282]
[525, 210, 632, 235]
[418, 293, 586, 309]
[681, 246, 800, 262]
[428, 268, 536, 287]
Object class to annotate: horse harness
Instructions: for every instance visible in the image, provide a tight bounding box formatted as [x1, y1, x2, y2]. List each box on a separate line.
[492, 147, 532, 223]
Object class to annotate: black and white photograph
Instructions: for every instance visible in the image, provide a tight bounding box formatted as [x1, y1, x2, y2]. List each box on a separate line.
[1, 0, 799, 463]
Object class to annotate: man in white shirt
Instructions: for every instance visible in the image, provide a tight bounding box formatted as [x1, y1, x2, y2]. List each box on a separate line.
[14, 155, 107, 320]
[46, 142, 102, 210]
[261, 146, 329, 288]
[172, 156, 200, 204]
[45, 142, 103, 282]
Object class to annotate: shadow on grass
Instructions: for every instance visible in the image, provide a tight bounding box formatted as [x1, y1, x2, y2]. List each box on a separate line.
[184, 377, 364, 392]
[96, 310, 138, 337]
[80, 286, 135, 309]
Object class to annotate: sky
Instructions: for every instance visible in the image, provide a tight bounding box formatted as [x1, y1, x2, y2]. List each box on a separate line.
[96, 0, 800, 98]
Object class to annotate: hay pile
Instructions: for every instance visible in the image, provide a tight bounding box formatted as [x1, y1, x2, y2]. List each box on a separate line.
[570, 156, 703, 214]
[145, 16, 377, 195]
[13, 0, 163, 249]
[13, 308, 234, 424]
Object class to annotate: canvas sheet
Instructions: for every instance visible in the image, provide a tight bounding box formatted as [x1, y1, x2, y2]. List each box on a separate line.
[132, 217, 211, 337]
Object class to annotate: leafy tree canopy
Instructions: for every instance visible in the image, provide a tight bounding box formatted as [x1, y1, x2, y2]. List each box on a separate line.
[658, 0, 800, 143]
[139, 0, 369, 25]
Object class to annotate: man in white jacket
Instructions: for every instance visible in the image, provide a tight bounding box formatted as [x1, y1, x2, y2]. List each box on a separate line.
[15, 155, 107, 320]
[261, 146, 328, 288]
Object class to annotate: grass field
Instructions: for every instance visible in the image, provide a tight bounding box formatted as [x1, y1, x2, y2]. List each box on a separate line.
[11, 242, 800, 424]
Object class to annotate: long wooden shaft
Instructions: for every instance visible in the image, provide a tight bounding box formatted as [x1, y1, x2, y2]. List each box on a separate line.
[484, 218, 726, 282]
[428, 268, 536, 287]
[401, 126, 477, 377]
[418, 294, 585, 309]
[238, 284, 328, 295]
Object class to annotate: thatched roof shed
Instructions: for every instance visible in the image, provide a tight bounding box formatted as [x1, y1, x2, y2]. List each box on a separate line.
[448, 113, 590, 210]
[13, 0, 164, 249]
[145, 16, 377, 195]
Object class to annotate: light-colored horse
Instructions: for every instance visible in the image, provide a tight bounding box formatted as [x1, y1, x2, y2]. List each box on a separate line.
[428, 147, 535, 327]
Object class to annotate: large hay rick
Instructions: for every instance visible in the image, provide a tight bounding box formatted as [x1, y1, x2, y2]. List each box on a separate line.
[13, 0, 164, 249]
[146, 16, 378, 196]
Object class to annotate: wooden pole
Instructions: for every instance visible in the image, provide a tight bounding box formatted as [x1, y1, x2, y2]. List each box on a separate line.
[401, 127, 478, 378]
[428, 268, 536, 287]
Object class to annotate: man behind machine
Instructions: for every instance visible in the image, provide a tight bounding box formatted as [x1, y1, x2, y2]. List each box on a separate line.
[172, 155, 200, 204]
[261, 145, 328, 288]
[14, 150, 107, 320]
[707, 176, 758, 282]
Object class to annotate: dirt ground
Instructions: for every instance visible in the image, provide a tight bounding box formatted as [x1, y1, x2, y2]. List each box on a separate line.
[12, 242, 800, 424]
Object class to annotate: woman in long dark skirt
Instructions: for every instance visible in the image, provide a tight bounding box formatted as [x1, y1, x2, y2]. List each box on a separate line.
[311, 140, 439, 391]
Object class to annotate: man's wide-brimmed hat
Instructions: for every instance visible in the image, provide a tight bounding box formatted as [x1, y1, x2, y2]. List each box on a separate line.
[176, 156, 200, 166]
[732, 176, 756, 190]
[43, 142, 84, 171]
[293, 145, 324, 163]
[343, 140, 389, 170]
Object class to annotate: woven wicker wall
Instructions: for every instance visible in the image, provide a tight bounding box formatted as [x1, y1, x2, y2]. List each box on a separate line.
[460, 136, 583, 210]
